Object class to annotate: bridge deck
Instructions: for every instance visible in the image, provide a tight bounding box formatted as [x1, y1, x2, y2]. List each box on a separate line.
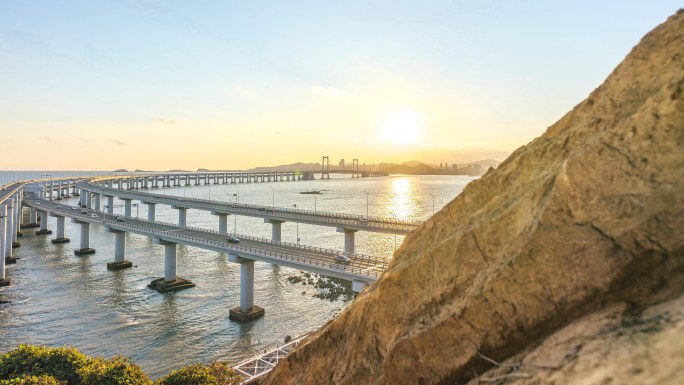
[24, 199, 388, 282]
[77, 180, 420, 235]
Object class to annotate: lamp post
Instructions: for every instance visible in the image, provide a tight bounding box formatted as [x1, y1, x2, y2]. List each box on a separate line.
[293, 204, 299, 244]
[233, 190, 239, 234]
[429, 194, 435, 216]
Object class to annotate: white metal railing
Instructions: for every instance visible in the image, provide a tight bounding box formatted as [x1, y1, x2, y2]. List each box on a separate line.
[232, 333, 309, 384]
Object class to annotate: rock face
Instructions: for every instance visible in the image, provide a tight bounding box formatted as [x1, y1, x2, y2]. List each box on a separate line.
[262, 10, 684, 385]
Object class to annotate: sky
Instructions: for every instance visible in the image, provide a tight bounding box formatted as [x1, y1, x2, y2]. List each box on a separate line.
[0, 1, 681, 171]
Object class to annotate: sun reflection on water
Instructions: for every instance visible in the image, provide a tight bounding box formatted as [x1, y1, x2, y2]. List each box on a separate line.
[389, 177, 413, 220]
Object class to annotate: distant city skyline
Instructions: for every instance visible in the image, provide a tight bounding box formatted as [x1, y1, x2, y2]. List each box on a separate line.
[1, 1, 680, 170]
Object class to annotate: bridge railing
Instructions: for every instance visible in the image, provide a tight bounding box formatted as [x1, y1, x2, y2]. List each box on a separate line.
[79, 181, 421, 230]
[110, 218, 386, 279]
[118, 216, 390, 271]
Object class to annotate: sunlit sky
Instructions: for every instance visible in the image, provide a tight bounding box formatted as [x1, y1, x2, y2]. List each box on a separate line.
[1, 1, 680, 171]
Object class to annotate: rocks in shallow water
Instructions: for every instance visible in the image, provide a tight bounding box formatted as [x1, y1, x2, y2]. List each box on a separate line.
[286, 273, 354, 301]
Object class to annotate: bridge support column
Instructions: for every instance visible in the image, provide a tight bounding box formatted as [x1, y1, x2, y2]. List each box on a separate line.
[352, 280, 369, 293]
[148, 239, 194, 293]
[265, 219, 284, 243]
[175, 207, 187, 226]
[6, 199, 19, 254]
[22, 207, 39, 229]
[123, 199, 132, 217]
[106, 229, 132, 270]
[51, 215, 70, 244]
[105, 195, 114, 214]
[337, 227, 357, 254]
[73, 220, 95, 256]
[36, 210, 52, 235]
[0, 204, 9, 286]
[79, 190, 87, 207]
[55, 181, 63, 200]
[213, 212, 228, 233]
[146, 202, 156, 221]
[94, 193, 101, 212]
[228, 254, 264, 321]
[15, 193, 23, 238]
[86, 191, 93, 209]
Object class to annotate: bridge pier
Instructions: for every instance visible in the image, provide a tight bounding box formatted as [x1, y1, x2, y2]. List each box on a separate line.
[36, 210, 52, 235]
[228, 254, 264, 321]
[15, 192, 23, 238]
[50, 215, 70, 244]
[8, 197, 19, 250]
[55, 181, 62, 200]
[79, 190, 87, 207]
[337, 227, 357, 254]
[106, 228, 132, 270]
[4, 200, 17, 263]
[22, 207, 39, 229]
[72, 219, 95, 255]
[123, 198, 132, 217]
[352, 281, 369, 293]
[265, 219, 284, 243]
[94, 193, 101, 212]
[213, 211, 229, 233]
[86, 191, 93, 209]
[0, 204, 9, 286]
[146, 202, 156, 221]
[175, 206, 187, 226]
[105, 195, 114, 214]
[148, 239, 194, 293]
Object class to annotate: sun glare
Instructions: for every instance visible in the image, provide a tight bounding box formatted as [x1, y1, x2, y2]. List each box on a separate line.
[380, 109, 422, 145]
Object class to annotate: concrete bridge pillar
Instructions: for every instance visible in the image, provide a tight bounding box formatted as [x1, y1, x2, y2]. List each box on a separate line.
[213, 211, 229, 233]
[0, 204, 8, 286]
[94, 193, 102, 212]
[79, 190, 87, 207]
[105, 195, 114, 214]
[51, 215, 70, 244]
[65, 182, 71, 198]
[106, 228, 132, 270]
[175, 206, 188, 226]
[352, 281, 369, 293]
[29, 208, 38, 226]
[55, 181, 62, 200]
[228, 254, 264, 321]
[123, 199, 132, 217]
[6, 198, 18, 251]
[146, 202, 156, 221]
[15, 193, 23, 238]
[337, 227, 358, 254]
[36, 210, 52, 235]
[73, 219, 95, 255]
[265, 219, 284, 243]
[148, 238, 194, 293]
[86, 191, 93, 209]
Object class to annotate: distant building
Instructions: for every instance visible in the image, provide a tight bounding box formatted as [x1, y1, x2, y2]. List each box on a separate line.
[339, 159, 345, 168]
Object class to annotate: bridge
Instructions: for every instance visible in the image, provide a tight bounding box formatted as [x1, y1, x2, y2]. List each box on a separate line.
[4, 172, 408, 321]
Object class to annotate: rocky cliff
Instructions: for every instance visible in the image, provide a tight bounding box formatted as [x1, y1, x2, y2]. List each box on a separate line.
[261, 10, 684, 385]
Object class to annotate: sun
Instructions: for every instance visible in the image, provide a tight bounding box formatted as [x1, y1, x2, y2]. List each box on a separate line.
[380, 109, 423, 145]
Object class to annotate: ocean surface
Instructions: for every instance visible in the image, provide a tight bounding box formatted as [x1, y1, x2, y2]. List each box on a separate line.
[0, 172, 475, 377]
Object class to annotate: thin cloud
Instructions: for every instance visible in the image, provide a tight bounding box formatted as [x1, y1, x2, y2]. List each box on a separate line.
[110, 139, 127, 146]
[159, 118, 176, 124]
[43, 136, 55, 143]
[310, 85, 351, 98]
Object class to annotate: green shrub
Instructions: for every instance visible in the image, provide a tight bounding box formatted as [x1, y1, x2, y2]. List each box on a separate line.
[0, 374, 63, 385]
[0, 345, 90, 384]
[0, 346, 239, 385]
[81, 356, 152, 385]
[157, 362, 241, 385]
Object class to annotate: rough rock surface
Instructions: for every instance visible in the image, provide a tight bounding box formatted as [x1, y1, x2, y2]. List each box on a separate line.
[261, 10, 684, 385]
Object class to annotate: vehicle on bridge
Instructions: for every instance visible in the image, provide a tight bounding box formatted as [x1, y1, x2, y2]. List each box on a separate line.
[335, 255, 351, 265]
[227, 236, 240, 244]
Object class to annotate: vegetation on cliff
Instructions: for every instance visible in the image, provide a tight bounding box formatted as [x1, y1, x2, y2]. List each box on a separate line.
[0, 345, 240, 385]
